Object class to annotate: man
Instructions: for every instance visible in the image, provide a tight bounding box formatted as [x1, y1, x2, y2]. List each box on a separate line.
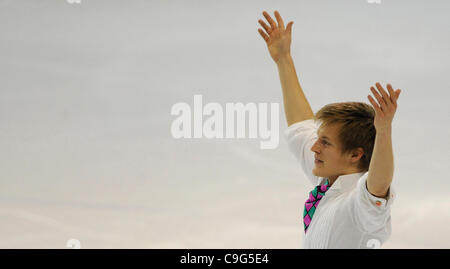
[257, 10, 401, 248]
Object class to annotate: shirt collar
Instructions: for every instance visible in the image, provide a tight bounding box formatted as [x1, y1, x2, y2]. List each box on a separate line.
[320, 171, 367, 193]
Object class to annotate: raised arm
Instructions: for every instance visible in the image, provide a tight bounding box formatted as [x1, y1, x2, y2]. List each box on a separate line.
[257, 10, 314, 126]
[366, 82, 402, 198]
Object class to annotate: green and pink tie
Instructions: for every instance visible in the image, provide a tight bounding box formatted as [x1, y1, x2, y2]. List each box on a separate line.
[303, 179, 330, 233]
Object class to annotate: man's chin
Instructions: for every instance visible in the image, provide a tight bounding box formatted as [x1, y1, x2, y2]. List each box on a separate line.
[312, 169, 322, 177]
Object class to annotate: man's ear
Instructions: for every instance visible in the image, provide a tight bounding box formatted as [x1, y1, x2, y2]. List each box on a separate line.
[350, 147, 364, 163]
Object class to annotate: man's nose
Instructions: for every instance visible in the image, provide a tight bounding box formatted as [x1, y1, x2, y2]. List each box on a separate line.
[311, 139, 320, 152]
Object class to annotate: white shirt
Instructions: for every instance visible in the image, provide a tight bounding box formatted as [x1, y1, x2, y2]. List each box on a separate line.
[284, 119, 396, 249]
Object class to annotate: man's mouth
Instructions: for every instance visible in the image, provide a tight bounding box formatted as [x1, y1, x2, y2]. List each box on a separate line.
[315, 159, 324, 164]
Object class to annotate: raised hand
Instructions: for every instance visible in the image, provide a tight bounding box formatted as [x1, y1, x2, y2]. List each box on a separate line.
[257, 10, 294, 63]
[367, 82, 402, 133]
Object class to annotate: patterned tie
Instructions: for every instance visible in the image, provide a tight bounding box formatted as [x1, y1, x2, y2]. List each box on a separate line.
[303, 179, 330, 233]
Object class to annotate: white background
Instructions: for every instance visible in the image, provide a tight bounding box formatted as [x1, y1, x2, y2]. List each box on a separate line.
[0, 0, 449, 248]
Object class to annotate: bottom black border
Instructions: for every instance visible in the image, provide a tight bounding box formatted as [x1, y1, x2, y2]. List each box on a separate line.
[1, 249, 448, 267]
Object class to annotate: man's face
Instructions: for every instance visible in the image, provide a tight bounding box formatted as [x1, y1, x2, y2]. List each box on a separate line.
[310, 122, 361, 179]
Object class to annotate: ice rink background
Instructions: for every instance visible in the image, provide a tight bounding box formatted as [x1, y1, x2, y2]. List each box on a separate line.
[1, 0, 449, 248]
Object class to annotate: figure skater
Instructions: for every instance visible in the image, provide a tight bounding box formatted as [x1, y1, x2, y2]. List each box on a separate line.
[258, 10, 401, 248]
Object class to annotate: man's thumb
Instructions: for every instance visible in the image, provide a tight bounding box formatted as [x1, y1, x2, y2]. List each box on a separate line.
[395, 89, 401, 100]
[287, 21, 294, 33]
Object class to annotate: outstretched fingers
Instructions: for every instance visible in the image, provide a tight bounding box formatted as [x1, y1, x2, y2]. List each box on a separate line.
[258, 19, 271, 35]
[262, 11, 278, 30]
[386, 84, 400, 107]
[368, 82, 402, 118]
[258, 28, 269, 42]
[367, 94, 385, 117]
[375, 82, 392, 107]
[274, 10, 285, 30]
[370, 85, 387, 112]
[386, 84, 395, 102]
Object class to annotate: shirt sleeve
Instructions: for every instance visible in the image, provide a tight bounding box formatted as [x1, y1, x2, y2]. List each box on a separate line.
[348, 172, 396, 233]
[283, 119, 321, 186]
